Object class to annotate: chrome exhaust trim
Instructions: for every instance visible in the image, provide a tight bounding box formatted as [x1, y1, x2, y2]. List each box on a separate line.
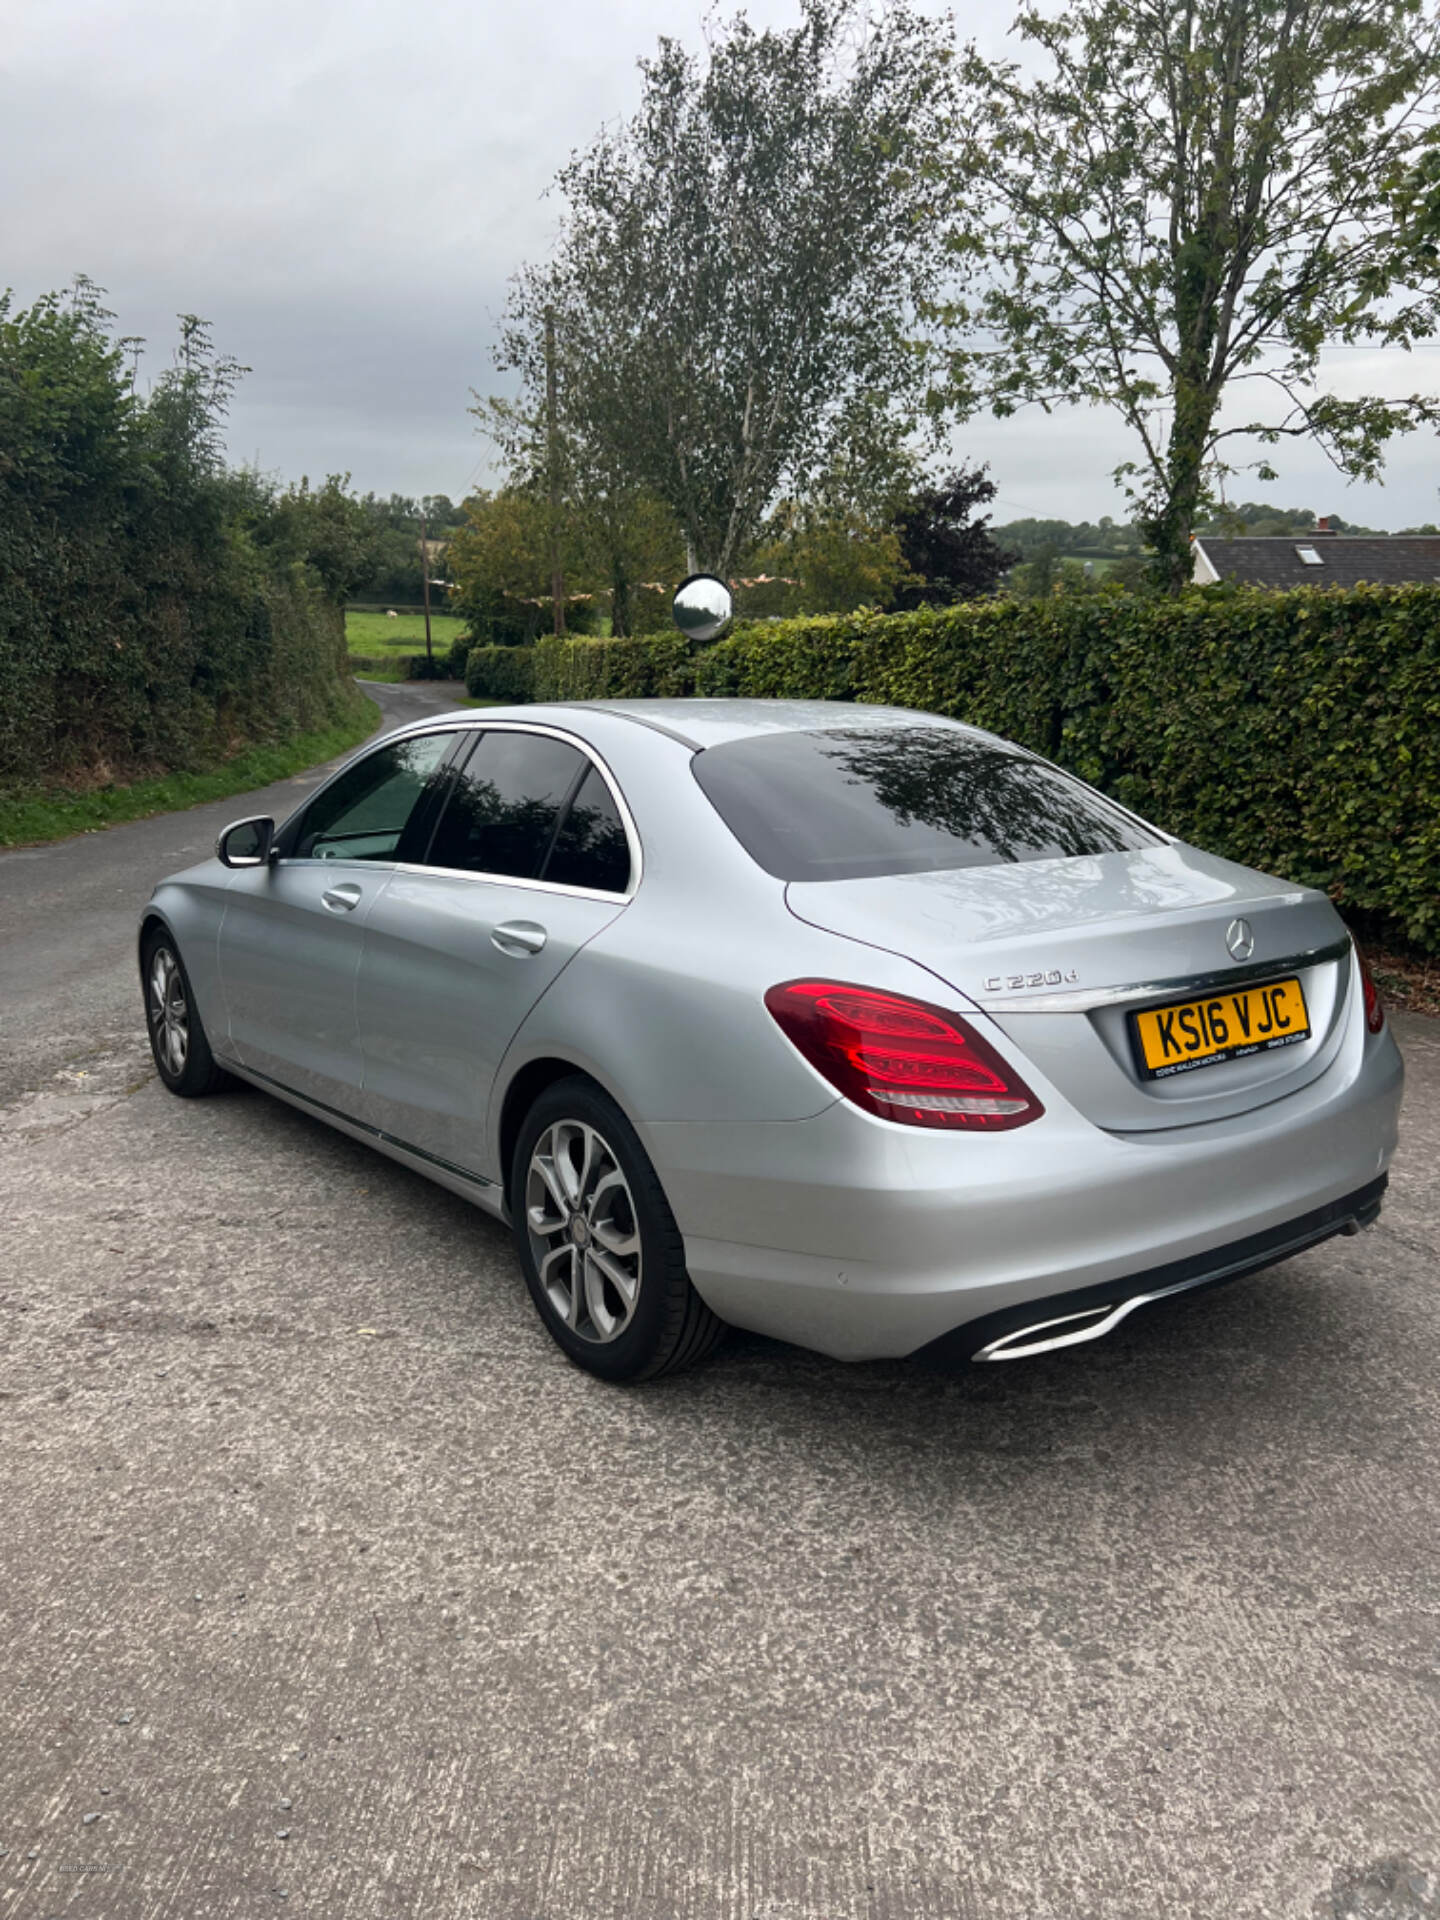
[972, 1189, 1384, 1363]
[973, 1270, 1224, 1361]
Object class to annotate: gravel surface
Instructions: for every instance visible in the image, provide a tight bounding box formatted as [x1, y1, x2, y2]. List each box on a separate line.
[1, 696, 1437, 1919]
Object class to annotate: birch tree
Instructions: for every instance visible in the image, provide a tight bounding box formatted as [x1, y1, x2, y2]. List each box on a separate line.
[491, 0, 954, 577]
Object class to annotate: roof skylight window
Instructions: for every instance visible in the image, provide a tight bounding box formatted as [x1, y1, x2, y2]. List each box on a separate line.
[1295, 545, 1325, 565]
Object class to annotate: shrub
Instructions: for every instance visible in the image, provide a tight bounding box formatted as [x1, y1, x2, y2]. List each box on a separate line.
[529, 586, 1440, 952]
[398, 636, 472, 680]
[403, 651, 448, 680]
[465, 645, 536, 703]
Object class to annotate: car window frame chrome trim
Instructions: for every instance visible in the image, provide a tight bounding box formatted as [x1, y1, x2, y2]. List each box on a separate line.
[971, 934, 1353, 1013]
[387, 860, 632, 906]
[274, 716, 643, 901]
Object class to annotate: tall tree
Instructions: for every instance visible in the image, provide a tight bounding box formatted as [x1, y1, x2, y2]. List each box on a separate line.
[492, 0, 955, 577]
[247, 475, 380, 603]
[943, 0, 1440, 588]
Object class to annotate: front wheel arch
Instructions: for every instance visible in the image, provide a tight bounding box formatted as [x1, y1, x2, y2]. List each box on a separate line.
[137, 911, 173, 980]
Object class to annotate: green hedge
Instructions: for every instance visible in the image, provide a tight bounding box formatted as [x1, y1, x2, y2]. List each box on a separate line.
[0, 537, 363, 789]
[532, 631, 694, 701]
[465, 644, 537, 704]
[1, 286, 365, 791]
[528, 587, 1440, 952]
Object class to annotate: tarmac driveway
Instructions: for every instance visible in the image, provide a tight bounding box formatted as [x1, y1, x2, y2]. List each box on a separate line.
[1, 697, 1437, 1920]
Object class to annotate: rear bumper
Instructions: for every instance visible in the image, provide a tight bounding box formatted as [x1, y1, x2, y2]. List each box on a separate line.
[920, 1174, 1387, 1365]
[644, 1012, 1403, 1362]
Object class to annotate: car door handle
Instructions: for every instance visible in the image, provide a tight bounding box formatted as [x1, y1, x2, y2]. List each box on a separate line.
[491, 919, 547, 957]
[321, 883, 364, 913]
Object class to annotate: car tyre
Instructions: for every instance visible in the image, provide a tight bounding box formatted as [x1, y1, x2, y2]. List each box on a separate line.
[142, 929, 233, 1097]
[511, 1076, 724, 1382]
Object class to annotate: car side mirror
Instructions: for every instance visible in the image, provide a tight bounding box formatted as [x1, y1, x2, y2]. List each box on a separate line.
[217, 816, 276, 868]
[672, 573, 734, 644]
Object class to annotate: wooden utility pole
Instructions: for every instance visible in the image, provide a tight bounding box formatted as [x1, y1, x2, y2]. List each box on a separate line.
[545, 305, 566, 636]
[420, 512, 434, 665]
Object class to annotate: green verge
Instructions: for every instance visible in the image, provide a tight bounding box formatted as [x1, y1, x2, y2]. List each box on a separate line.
[0, 689, 380, 849]
[349, 660, 411, 683]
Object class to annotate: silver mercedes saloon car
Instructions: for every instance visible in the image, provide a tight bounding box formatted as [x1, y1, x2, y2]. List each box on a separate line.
[140, 696, 1403, 1381]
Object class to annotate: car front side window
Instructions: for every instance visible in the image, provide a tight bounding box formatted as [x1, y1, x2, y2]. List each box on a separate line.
[290, 733, 453, 863]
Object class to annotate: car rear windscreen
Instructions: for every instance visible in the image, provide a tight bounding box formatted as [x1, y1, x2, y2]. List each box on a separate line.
[691, 725, 1161, 881]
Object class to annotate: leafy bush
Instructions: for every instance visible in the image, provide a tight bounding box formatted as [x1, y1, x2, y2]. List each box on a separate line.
[465, 645, 536, 703]
[402, 632, 473, 679]
[403, 651, 452, 681]
[533, 586, 1440, 951]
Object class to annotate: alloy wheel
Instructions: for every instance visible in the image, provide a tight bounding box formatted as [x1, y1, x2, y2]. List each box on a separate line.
[524, 1119, 642, 1343]
[147, 946, 189, 1077]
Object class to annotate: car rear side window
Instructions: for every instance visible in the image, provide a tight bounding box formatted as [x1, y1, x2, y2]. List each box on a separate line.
[543, 766, 631, 893]
[425, 730, 589, 881]
[692, 725, 1160, 882]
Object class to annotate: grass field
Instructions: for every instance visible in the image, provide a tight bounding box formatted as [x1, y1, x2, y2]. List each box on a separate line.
[346, 609, 469, 658]
[0, 694, 380, 849]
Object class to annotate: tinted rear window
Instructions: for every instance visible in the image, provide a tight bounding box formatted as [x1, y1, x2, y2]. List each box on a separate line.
[692, 725, 1160, 882]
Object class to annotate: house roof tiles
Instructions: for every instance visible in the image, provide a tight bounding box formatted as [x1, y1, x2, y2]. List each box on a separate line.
[1193, 536, 1440, 589]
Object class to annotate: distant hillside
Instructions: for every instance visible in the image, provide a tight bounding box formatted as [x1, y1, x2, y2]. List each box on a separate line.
[992, 505, 1392, 557]
[990, 516, 1143, 560]
[1193, 503, 1385, 537]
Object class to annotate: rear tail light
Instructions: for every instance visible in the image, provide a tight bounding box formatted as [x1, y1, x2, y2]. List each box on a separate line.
[765, 979, 1044, 1132]
[1356, 947, 1385, 1034]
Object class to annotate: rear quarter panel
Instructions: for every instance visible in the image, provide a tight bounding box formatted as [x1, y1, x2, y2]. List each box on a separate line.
[486, 708, 1033, 1166]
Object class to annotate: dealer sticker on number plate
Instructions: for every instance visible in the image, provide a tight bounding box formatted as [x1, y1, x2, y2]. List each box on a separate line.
[1131, 976, 1311, 1080]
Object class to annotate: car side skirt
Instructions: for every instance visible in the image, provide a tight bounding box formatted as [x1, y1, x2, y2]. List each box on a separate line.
[218, 1058, 509, 1222]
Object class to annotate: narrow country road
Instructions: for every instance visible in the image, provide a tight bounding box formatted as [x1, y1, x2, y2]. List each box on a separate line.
[0, 680, 462, 1107]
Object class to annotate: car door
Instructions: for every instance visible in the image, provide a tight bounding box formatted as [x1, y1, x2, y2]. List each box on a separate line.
[353, 724, 635, 1179]
[218, 729, 457, 1111]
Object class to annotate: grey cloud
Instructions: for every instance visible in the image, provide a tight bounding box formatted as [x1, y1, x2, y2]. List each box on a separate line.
[3, 0, 1435, 523]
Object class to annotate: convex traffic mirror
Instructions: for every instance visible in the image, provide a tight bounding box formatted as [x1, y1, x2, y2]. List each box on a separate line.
[672, 574, 734, 644]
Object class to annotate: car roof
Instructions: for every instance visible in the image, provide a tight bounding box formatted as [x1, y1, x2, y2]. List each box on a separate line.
[393, 698, 997, 753]
[581, 698, 990, 750]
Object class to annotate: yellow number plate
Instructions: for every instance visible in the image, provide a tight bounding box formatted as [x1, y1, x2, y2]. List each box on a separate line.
[1131, 976, 1311, 1080]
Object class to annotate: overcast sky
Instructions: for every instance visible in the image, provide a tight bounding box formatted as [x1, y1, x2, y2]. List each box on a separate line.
[4, 0, 1437, 527]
